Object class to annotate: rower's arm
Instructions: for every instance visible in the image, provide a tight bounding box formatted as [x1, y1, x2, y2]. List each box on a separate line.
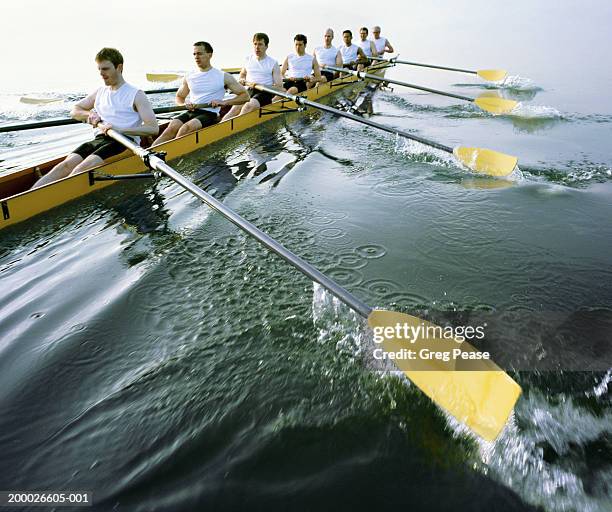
[71, 89, 97, 123]
[371, 41, 378, 58]
[280, 57, 289, 77]
[356, 47, 368, 62]
[175, 78, 190, 105]
[271, 63, 284, 91]
[385, 40, 394, 53]
[335, 51, 342, 67]
[120, 90, 159, 137]
[238, 67, 247, 86]
[312, 57, 322, 82]
[220, 73, 249, 106]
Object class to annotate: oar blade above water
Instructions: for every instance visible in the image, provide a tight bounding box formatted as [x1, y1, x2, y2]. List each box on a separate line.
[453, 147, 518, 177]
[146, 72, 182, 82]
[474, 95, 519, 115]
[477, 69, 508, 82]
[20, 96, 63, 105]
[368, 309, 522, 441]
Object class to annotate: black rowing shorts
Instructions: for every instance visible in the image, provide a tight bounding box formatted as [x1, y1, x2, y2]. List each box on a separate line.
[283, 78, 308, 93]
[175, 109, 219, 127]
[321, 70, 335, 82]
[73, 134, 133, 161]
[247, 88, 275, 107]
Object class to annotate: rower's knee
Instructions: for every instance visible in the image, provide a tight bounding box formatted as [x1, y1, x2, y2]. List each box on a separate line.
[71, 155, 103, 175]
[166, 119, 183, 135]
[176, 120, 201, 137]
[287, 87, 298, 95]
[241, 100, 259, 114]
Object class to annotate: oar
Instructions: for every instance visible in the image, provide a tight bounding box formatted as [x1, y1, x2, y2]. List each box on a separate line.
[0, 104, 210, 133]
[371, 56, 508, 82]
[105, 127, 522, 441]
[18, 87, 180, 106]
[326, 65, 518, 115]
[146, 67, 242, 82]
[253, 84, 518, 177]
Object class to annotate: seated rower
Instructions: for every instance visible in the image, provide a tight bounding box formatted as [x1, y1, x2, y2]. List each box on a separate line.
[357, 27, 379, 61]
[314, 28, 342, 83]
[223, 32, 283, 120]
[31, 48, 158, 189]
[338, 30, 368, 71]
[152, 41, 248, 145]
[371, 25, 394, 56]
[280, 34, 322, 95]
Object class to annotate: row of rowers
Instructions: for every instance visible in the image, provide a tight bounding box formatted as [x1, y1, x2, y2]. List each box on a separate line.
[31, 28, 393, 189]
[156, 27, 394, 144]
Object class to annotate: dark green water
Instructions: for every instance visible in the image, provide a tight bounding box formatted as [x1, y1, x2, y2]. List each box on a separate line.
[1, 53, 612, 511]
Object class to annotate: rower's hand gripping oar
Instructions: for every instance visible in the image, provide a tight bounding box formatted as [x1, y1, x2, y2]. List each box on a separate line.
[371, 56, 508, 82]
[252, 84, 518, 177]
[105, 127, 523, 442]
[326, 65, 518, 115]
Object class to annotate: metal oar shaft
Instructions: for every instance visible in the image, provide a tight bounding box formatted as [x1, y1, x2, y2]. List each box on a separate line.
[254, 85, 453, 154]
[371, 57, 475, 75]
[326, 65, 474, 102]
[107, 129, 373, 319]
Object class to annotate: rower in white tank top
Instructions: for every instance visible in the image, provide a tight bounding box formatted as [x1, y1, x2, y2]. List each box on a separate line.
[339, 44, 359, 64]
[372, 37, 388, 56]
[94, 82, 142, 144]
[358, 39, 374, 58]
[314, 45, 339, 67]
[244, 54, 278, 86]
[186, 67, 226, 114]
[285, 53, 314, 78]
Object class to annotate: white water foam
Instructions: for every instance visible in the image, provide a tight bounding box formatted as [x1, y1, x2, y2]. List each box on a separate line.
[509, 103, 564, 119]
[394, 136, 457, 168]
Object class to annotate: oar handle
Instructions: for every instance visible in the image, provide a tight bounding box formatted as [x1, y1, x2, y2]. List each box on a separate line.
[0, 104, 213, 133]
[252, 84, 453, 154]
[106, 128, 373, 319]
[326, 65, 475, 103]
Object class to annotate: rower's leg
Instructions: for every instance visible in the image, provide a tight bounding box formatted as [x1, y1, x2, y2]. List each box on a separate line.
[240, 99, 261, 115]
[31, 153, 83, 189]
[222, 105, 242, 121]
[176, 119, 203, 137]
[286, 86, 298, 95]
[152, 119, 183, 146]
[69, 154, 105, 175]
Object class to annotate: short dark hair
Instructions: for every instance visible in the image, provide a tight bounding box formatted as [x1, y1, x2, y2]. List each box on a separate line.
[360, 27, 368, 34]
[95, 48, 123, 68]
[294, 34, 307, 44]
[343, 30, 352, 37]
[193, 41, 213, 54]
[253, 32, 269, 46]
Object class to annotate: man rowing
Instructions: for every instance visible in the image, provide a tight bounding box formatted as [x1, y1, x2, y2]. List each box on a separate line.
[357, 27, 378, 61]
[223, 33, 283, 120]
[371, 25, 394, 56]
[314, 28, 342, 83]
[152, 41, 248, 145]
[338, 30, 368, 71]
[280, 34, 322, 94]
[32, 48, 158, 189]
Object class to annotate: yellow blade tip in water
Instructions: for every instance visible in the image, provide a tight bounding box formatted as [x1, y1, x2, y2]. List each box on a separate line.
[474, 96, 519, 115]
[20, 96, 62, 105]
[146, 72, 183, 83]
[477, 69, 508, 82]
[453, 147, 518, 177]
[367, 309, 522, 442]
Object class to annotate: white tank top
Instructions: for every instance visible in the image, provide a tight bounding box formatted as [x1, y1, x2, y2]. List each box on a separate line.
[94, 82, 141, 143]
[186, 68, 225, 114]
[244, 54, 278, 86]
[314, 46, 338, 67]
[372, 37, 387, 55]
[339, 44, 359, 64]
[285, 53, 314, 79]
[358, 39, 373, 57]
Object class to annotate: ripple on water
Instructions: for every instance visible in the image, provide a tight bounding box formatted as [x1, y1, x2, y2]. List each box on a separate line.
[334, 249, 368, 270]
[355, 244, 387, 259]
[380, 291, 430, 309]
[361, 279, 402, 297]
[326, 267, 364, 288]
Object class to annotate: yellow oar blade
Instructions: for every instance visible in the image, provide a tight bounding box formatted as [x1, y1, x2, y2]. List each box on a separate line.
[474, 96, 518, 115]
[368, 310, 522, 441]
[221, 67, 241, 74]
[20, 96, 62, 105]
[453, 147, 518, 177]
[146, 72, 182, 82]
[477, 69, 507, 82]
